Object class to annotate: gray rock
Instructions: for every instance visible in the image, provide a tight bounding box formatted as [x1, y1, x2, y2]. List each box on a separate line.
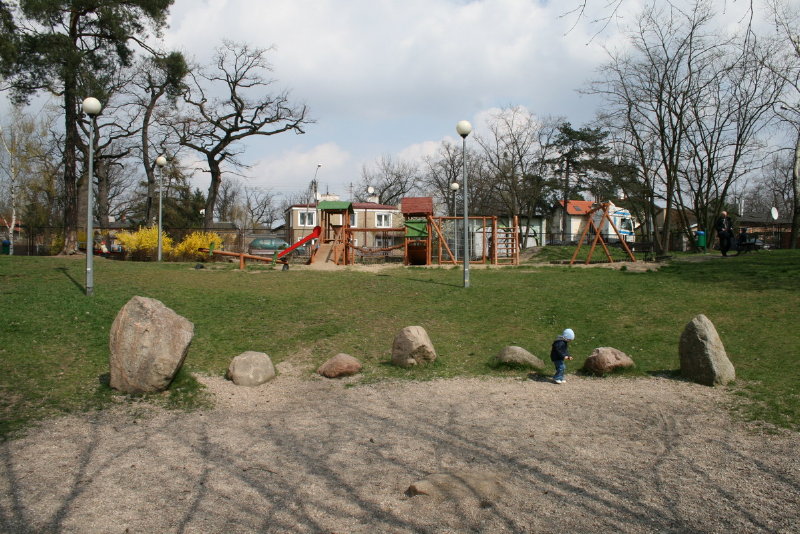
[109, 296, 194, 393]
[391, 326, 437, 368]
[227, 351, 276, 386]
[318, 353, 362, 378]
[495, 346, 546, 370]
[679, 314, 735, 386]
[406, 469, 504, 506]
[582, 347, 635, 375]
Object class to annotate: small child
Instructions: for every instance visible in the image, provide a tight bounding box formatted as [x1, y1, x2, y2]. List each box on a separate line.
[550, 328, 575, 384]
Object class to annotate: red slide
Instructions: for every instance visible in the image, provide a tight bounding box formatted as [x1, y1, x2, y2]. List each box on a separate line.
[277, 225, 321, 259]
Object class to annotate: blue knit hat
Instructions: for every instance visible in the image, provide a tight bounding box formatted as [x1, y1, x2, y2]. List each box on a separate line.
[562, 328, 575, 341]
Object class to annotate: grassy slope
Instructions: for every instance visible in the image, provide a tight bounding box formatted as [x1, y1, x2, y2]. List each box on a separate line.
[1, 250, 798, 438]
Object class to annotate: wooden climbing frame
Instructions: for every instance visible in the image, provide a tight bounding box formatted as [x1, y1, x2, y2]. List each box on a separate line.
[570, 202, 636, 265]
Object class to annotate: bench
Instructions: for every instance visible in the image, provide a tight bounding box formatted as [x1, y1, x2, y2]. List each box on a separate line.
[736, 240, 758, 254]
[628, 241, 654, 261]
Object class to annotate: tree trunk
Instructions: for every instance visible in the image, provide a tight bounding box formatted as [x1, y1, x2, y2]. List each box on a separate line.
[141, 89, 160, 224]
[59, 12, 81, 255]
[204, 158, 222, 230]
[791, 131, 800, 249]
[60, 81, 79, 254]
[96, 158, 110, 235]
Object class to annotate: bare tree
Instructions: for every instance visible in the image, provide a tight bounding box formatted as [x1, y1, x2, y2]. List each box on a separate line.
[0, 108, 65, 252]
[0, 111, 27, 254]
[589, 1, 731, 253]
[130, 51, 189, 224]
[243, 186, 279, 229]
[175, 40, 311, 230]
[420, 140, 491, 217]
[672, 30, 783, 240]
[563, 0, 755, 42]
[76, 74, 142, 236]
[421, 141, 464, 216]
[764, 0, 800, 247]
[475, 107, 563, 244]
[228, 184, 278, 250]
[356, 155, 420, 206]
[741, 152, 794, 218]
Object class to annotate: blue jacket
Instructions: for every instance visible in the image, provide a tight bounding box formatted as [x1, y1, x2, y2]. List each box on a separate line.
[550, 338, 570, 362]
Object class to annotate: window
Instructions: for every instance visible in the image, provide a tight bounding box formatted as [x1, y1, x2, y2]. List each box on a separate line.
[298, 210, 316, 227]
[350, 212, 358, 227]
[376, 212, 391, 228]
[375, 236, 396, 248]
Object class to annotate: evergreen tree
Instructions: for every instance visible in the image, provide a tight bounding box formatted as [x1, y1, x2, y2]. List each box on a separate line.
[550, 123, 613, 240]
[0, 0, 174, 253]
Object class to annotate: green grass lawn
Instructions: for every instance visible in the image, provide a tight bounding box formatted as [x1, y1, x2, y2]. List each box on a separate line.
[1, 250, 799, 438]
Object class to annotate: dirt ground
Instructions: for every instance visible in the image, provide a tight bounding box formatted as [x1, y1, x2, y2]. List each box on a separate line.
[1, 362, 798, 534]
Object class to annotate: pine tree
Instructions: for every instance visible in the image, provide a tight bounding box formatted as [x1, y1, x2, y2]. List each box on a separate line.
[1, 0, 173, 253]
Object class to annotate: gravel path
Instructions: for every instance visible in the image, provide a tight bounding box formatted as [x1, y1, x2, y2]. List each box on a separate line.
[1, 365, 798, 533]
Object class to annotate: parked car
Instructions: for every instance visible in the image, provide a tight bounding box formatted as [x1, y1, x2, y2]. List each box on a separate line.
[752, 239, 773, 250]
[248, 237, 289, 256]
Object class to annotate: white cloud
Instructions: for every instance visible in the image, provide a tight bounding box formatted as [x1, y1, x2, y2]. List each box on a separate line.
[241, 142, 352, 193]
[163, 0, 607, 122]
[397, 140, 443, 165]
[162, 0, 769, 201]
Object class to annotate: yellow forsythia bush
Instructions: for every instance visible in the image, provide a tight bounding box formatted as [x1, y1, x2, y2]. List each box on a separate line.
[115, 226, 174, 260]
[171, 231, 223, 261]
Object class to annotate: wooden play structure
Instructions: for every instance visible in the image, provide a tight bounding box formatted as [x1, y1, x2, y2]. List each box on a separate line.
[200, 197, 522, 268]
[306, 198, 521, 267]
[569, 202, 636, 265]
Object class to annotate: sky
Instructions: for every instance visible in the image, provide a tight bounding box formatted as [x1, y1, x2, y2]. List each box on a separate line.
[160, 0, 647, 200]
[6, 0, 770, 202]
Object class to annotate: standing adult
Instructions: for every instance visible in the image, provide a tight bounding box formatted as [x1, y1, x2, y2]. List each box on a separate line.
[715, 211, 734, 257]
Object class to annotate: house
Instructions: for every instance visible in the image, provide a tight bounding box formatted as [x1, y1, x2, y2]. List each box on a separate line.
[284, 199, 403, 251]
[548, 200, 594, 243]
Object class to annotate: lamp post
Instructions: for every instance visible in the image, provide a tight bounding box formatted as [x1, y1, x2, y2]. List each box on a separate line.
[155, 155, 167, 261]
[82, 97, 102, 296]
[449, 182, 459, 217]
[450, 182, 460, 261]
[456, 120, 472, 288]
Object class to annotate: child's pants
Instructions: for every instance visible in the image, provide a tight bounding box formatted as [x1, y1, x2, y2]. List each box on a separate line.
[553, 360, 565, 381]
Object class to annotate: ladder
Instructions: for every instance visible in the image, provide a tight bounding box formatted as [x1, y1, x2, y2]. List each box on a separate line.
[492, 225, 519, 264]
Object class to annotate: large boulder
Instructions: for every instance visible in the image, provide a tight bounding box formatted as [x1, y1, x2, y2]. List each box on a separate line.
[391, 326, 437, 368]
[582, 347, 635, 375]
[495, 346, 546, 371]
[227, 351, 276, 386]
[679, 314, 735, 386]
[318, 353, 362, 378]
[109, 296, 194, 393]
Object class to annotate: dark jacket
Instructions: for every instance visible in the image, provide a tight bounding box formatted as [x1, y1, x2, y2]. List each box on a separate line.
[715, 215, 733, 237]
[550, 338, 570, 362]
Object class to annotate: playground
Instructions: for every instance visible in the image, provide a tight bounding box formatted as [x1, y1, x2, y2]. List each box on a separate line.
[201, 198, 524, 269]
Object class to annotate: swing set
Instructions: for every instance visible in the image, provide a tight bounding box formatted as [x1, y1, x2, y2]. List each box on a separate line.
[569, 202, 636, 265]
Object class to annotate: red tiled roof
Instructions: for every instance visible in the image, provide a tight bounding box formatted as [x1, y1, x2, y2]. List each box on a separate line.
[401, 197, 434, 216]
[558, 200, 594, 216]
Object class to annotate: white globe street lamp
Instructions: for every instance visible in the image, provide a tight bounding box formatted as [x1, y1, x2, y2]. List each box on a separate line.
[155, 155, 167, 261]
[449, 182, 460, 217]
[82, 97, 102, 296]
[456, 120, 472, 288]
